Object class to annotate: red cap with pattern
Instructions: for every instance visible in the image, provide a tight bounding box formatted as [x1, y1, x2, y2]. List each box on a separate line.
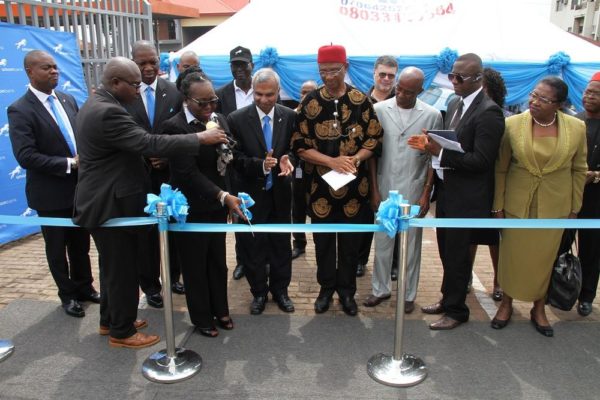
[317, 45, 347, 64]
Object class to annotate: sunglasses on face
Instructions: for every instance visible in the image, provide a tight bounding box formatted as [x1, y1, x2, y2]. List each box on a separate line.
[377, 72, 396, 80]
[447, 72, 481, 84]
[188, 96, 219, 107]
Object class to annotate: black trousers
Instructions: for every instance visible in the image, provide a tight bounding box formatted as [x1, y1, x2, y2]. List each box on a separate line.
[238, 191, 292, 298]
[357, 209, 374, 265]
[91, 226, 143, 339]
[435, 181, 473, 322]
[292, 175, 307, 249]
[175, 210, 229, 328]
[312, 210, 363, 298]
[137, 227, 162, 296]
[37, 208, 94, 303]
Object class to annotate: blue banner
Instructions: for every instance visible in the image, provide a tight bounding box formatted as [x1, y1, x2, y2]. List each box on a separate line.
[0, 22, 87, 245]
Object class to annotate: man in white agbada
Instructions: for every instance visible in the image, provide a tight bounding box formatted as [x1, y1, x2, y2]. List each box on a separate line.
[364, 67, 442, 313]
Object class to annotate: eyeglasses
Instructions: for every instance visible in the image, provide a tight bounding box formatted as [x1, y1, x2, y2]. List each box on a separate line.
[117, 77, 141, 89]
[318, 66, 345, 77]
[377, 72, 396, 80]
[447, 72, 481, 84]
[188, 96, 219, 107]
[529, 91, 559, 105]
[583, 90, 600, 99]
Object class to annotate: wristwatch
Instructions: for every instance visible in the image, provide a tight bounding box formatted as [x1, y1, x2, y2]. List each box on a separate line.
[594, 171, 600, 184]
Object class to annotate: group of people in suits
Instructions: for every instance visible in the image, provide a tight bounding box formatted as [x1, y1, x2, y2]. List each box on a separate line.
[8, 41, 600, 349]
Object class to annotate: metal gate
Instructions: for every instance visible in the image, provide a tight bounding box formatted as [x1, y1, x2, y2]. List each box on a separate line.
[1, 0, 153, 91]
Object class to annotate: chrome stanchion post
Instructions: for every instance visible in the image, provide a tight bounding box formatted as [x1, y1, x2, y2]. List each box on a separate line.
[142, 202, 202, 383]
[0, 339, 14, 362]
[367, 203, 427, 387]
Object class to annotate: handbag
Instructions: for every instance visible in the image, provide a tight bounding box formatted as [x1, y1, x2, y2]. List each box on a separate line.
[547, 230, 582, 311]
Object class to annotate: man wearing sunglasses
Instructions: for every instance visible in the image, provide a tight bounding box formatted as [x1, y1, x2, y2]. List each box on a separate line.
[417, 53, 504, 330]
[124, 41, 185, 307]
[356, 55, 399, 280]
[73, 57, 230, 348]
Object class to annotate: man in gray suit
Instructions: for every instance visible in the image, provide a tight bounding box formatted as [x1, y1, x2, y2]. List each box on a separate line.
[363, 67, 442, 313]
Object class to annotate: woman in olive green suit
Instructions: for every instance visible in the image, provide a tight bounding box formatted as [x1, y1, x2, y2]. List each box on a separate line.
[491, 77, 587, 337]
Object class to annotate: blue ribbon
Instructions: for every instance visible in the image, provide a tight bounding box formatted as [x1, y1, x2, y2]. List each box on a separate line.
[238, 192, 255, 221]
[375, 191, 421, 238]
[259, 47, 279, 67]
[436, 47, 459, 74]
[144, 183, 189, 224]
[159, 53, 171, 74]
[547, 51, 571, 74]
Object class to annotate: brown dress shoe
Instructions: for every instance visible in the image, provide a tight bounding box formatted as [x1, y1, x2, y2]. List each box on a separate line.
[99, 319, 148, 336]
[363, 294, 391, 307]
[429, 316, 462, 330]
[421, 302, 444, 314]
[404, 301, 415, 314]
[109, 332, 160, 349]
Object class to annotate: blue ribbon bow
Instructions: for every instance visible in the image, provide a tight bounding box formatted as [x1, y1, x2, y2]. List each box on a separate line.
[436, 47, 459, 74]
[144, 183, 189, 224]
[237, 192, 255, 221]
[259, 47, 279, 67]
[376, 191, 420, 238]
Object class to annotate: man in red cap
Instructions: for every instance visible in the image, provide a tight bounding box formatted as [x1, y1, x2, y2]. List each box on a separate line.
[292, 44, 383, 316]
[570, 72, 600, 316]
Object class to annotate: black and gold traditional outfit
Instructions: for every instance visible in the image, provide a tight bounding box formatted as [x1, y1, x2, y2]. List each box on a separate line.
[292, 85, 382, 299]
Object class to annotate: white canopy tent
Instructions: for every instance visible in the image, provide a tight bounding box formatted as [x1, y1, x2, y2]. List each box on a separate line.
[168, 0, 600, 108]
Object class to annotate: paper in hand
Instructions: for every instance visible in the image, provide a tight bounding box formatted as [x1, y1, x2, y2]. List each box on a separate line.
[322, 170, 356, 191]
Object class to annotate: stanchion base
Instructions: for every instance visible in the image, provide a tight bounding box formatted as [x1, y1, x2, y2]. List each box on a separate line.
[142, 347, 202, 383]
[367, 353, 427, 387]
[0, 339, 14, 362]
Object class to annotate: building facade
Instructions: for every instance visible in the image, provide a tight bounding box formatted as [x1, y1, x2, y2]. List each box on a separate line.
[551, 0, 600, 40]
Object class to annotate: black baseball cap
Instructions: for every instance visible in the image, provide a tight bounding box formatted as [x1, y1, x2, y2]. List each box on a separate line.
[230, 46, 253, 63]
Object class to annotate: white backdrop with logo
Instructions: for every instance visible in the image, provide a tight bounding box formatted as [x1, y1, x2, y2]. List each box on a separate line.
[0, 22, 87, 244]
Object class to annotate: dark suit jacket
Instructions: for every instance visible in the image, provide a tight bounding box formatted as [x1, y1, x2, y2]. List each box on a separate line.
[440, 91, 504, 217]
[73, 89, 201, 229]
[161, 110, 226, 215]
[227, 103, 296, 220]
[8, 89, 79, 211]
[215, 81, 238, 117]
[124, 78, 182, 192]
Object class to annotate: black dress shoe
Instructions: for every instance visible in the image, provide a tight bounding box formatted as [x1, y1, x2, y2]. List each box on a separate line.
[356, 264, 366, 277]
[78, 291, 101, 304]
[404, 301, 415, 314]
[233, 264, 245, 280]
[291, 247, 305, 260]
[391, 267, 398, 281]
[274, 294, 295, 312]
[171, 281, 185, 295]
[146, 293, 164, 308]
[421, 302, 444, 314]
[314, 294, 332, 314]
[62, 299, 85, 318]
[429, 315, 462, 330]
[250, 296, 267, 315]
[491, 309, 512, 330]
[577, 301, 592, 317]
[339, 296, 358, 316]
[530, 310, 553, 337]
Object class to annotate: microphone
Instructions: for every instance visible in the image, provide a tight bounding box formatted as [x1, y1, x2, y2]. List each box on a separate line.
[207, 113, 235, 152]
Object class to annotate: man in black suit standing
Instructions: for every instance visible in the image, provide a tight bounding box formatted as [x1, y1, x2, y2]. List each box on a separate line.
[228, 68, 296, 315]
[74, 57, 230, 348]
[125, 41, 184, 304]
[216, 45, 255, 281]
[8, 50, 99, 318]
[417, 53, 504, 330]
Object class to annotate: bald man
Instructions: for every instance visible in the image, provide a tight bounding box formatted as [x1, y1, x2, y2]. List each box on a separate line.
[74, 57, 230, 348]
[177, 51, 200, 74]
[364, 67, 442, 313]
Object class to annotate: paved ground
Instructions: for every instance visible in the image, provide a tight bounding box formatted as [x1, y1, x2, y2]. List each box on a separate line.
[0, 221, 597, 324]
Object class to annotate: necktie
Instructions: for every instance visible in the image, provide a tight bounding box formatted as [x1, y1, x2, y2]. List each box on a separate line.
[146, 86, 155, 128]
[448, 99, 464, 130]
[262, 115, 273, 190]
[47, 95, 76, 156]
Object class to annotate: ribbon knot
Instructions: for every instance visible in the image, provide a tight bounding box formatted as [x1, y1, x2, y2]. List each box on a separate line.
[237, 192, 255, 221]
[375, 191, 420, 238]
[259, 47, 279, 67]
[547, 51, 571, 74]
[436, 47, 459, 74]
[144, 183, 189, 224]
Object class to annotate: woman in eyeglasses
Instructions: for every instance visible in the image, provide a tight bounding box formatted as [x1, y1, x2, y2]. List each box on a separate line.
[491, 76, 587, 337]
[161, 68, 244, 337]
